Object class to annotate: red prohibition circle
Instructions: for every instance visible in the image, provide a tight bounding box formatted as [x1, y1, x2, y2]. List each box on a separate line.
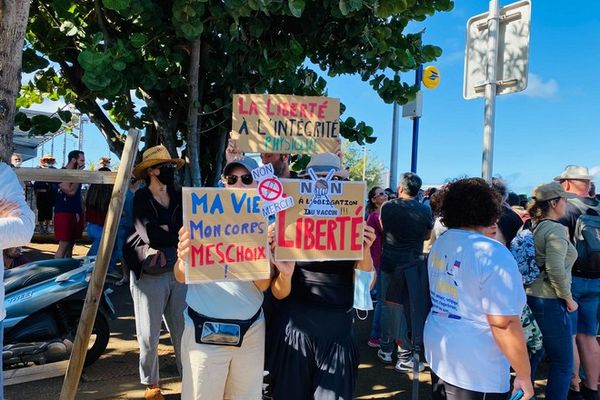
[258, 178, 283, 202]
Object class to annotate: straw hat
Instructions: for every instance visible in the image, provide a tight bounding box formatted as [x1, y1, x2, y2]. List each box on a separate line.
[133, 145, 185, 179]
[553, 165, 592, 181]
[40, 154, 56, 162]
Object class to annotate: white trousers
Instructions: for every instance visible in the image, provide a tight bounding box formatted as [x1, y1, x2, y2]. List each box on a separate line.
[181, 318, 265, 400]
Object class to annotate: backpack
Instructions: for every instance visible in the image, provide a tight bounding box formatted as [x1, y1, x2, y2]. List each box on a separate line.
[510, 226, 541, 286]
[571, 198, 600, 275]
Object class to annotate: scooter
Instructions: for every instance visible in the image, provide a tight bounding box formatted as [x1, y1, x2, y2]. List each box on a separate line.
[3, 257, 115, 369]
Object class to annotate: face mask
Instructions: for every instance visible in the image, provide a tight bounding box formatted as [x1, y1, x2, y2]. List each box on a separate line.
[353, 269, 375, 319]
[13, 161, 22, 168]
[156, 165, 175, 185]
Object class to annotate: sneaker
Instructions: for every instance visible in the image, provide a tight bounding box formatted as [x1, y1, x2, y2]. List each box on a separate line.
[367, 338, 381, 348]
[377, 349, 393, 364]
[114, 275, 129, 287]
[144, 387, 165, 400]
[395, 359, 425, 373]
[569, 389, 584, 400]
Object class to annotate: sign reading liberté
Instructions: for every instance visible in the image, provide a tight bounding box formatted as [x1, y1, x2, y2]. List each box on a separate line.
[182, 187, 270, 283]
[231, 94, 341, 154]
[274, 178, 366, 261]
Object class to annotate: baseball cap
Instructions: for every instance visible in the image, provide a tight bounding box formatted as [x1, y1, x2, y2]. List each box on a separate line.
[553, 165, 592, 181]
[223, 156, 259, 176]
[532, 182, 577, 202]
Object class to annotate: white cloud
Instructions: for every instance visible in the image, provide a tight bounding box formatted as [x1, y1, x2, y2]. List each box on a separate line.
[521, 73, 558, 99]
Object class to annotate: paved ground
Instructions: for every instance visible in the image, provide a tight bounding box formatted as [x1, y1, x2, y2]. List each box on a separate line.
[5, 242, 553, 399]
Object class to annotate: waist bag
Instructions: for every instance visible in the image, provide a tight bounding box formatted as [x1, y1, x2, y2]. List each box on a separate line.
[187, 307, 261, 347]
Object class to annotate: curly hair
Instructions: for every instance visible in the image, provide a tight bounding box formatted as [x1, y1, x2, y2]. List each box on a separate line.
[526, 198, 553, 221]
[434, 178, 502, 229]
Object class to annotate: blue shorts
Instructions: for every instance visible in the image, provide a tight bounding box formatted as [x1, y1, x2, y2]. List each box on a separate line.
[569, 276, 600, 335]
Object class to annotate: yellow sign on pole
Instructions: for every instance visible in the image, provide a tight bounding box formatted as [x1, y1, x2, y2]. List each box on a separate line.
[422, 66, 441, 89]
[274, 179, 366, 261]
[231, 94, 341, 155]
[182, 187, 270, 283]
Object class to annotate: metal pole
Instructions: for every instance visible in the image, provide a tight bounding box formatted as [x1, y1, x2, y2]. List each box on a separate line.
[362, 146, 367, 181]
[63, 130, 67, 166]
[78, 116, 84, 151]
[390, 87, 400, 189]
[482, 0, 500, 181]
[410, 64, 423, 173]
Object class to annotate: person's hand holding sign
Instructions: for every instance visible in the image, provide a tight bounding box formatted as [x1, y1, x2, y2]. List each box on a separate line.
[268, 222, 295, 300]
[356, 224, 376, 273]
[362, 224, 376, 251]
[174, 226, 190, 283]
[225, 139, 244, 163]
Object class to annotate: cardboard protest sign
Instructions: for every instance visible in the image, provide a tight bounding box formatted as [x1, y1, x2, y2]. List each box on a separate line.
[274, 178, 366, 261]
[182, 187, 270, 283]
[231, 94, 340, 155]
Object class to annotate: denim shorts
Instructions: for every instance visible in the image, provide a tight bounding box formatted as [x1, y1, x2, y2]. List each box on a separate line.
[569, 276, 600, 335]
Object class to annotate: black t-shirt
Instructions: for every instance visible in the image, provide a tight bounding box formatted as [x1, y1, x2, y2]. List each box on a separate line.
[133, 186, 183, 249]
[287, 260, 355, 311]
[380, 198, 433, 272]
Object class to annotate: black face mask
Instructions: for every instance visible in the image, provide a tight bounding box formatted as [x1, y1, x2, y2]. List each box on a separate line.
[156, 165, 175, 185]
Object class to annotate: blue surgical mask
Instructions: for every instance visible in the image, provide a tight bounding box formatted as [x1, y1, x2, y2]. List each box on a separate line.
[354, 269, 375, 319]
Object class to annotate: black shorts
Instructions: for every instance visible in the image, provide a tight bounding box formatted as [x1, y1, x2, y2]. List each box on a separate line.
[431, 371, 510, 400]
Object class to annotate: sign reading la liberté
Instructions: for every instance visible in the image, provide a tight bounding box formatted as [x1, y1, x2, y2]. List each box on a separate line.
[231, 94, 341, 155]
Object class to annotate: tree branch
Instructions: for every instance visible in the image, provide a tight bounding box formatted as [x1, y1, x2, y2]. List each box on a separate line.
[58, 61, 125, 157]
[94, 0, 112, 47]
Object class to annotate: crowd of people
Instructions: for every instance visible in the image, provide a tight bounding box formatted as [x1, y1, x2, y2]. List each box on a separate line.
[1, 145, 598, 400]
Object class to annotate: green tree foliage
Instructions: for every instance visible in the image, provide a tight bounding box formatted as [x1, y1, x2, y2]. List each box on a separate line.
[342, 141, 385, 189]
[19, 0, 453, 185]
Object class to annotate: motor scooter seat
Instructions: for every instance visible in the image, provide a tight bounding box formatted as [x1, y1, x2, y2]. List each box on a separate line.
[4, 258, 83, 295]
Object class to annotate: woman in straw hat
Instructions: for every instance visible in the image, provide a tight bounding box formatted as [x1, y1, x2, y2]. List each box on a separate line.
[129, 145, 186, 400]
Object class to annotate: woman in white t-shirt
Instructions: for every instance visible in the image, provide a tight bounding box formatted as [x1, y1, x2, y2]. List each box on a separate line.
[424, 178, 534, 400]
[174, 157, 273, 400]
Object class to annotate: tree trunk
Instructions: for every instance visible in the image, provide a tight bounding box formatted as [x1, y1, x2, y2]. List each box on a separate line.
[211, 127, 228, 187]
[0, 1, 31, 162]
[186, 38, 202, 187]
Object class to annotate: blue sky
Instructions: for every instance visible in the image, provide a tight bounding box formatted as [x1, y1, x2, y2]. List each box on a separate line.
[28, 1, 600, 194]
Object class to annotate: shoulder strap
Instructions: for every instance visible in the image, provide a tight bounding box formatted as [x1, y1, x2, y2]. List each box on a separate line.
[571, 197, 600, 216]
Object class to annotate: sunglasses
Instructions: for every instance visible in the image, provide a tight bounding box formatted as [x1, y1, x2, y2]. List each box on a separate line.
[223, 174, 253, 185]
[374, 192, 387, 197]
